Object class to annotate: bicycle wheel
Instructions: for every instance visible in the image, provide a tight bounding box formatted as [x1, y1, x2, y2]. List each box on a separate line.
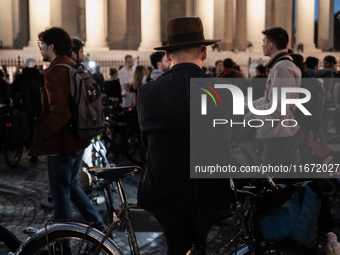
[4, 139, 23, 168]
[0, 225, 21, 252]
[16, 223, 123, 255]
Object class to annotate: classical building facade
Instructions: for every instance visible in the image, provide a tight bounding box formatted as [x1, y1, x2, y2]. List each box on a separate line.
[0, 0, 336, 52]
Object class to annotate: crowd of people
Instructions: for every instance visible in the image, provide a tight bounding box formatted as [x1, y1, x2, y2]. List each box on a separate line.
[0, 16, 340, 255]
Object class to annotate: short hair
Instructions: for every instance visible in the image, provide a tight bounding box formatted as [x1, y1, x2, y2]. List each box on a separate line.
[223, 58, 234, 69]
[262, 27, 289, 50]
[150, 51, 165, 69]
[109, 68, 117, 76]
[125, 55, 133, 62]
[323, 55, 336, 64]
[256, 65, 266, 74]
[166, 45, 204, 55]
[38, 27, 72, 56]
[215, 60, 222, 67]
[290, 54, 304, 68]
[305, 57, 319, 69]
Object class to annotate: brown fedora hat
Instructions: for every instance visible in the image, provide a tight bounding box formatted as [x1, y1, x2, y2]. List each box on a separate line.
[154, 17, 220, 51]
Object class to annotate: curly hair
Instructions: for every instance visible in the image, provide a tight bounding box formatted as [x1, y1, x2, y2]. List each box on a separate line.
[38, 27, 72, 56]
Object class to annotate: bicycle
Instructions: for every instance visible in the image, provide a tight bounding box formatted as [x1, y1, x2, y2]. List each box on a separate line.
[11, 165, 325, 255]
[101, 97, 146, 166]
[12, 165, 141, 255]
[0, 106, 24, 168]
[0, 225, 21, 253]
[80, 136, 118, 220]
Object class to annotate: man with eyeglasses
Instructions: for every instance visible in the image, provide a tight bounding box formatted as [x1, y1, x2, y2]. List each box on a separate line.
[29, 27, 105, 254]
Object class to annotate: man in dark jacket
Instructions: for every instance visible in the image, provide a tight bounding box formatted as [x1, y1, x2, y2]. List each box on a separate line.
[9, 59, 44, 158]
[29, 27, 105, 254]
[137, 17, 233, 255]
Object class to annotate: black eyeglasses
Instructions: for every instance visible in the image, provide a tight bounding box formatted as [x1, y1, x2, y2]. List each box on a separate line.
[37, 41, 45, 48]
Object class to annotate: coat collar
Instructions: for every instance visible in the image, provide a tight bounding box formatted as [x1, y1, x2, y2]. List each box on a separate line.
[47, 55, 76, 70]
[264, 49, 289, 69]
[163, 63, 205, 76]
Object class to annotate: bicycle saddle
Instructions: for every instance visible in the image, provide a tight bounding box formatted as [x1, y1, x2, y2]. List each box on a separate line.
[87, 166, 142, 181]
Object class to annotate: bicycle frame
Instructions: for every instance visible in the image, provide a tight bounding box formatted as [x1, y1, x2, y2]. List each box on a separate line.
[88, 166, 142, 255]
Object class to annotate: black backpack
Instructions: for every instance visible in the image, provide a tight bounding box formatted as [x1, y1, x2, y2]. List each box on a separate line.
[277, 57, 325, 130]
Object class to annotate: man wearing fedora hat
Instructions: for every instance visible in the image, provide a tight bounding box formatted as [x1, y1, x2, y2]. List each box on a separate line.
[137, 17, 233, 254]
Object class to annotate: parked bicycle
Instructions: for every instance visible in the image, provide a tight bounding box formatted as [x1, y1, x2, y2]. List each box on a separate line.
[101, 97, 146, 166]
[11, 164, 329, 255]
[79, 136, 118, 220]
[0, 105, 25, 168]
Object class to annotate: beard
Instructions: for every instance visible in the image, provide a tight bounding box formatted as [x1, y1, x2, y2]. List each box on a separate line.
[42, 56, 49, 62]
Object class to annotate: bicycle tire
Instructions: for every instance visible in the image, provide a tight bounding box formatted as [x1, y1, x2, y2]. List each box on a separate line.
[15, 222, 123, 255]
[0, 225, 21, 252]
[4, 140, 23, 168]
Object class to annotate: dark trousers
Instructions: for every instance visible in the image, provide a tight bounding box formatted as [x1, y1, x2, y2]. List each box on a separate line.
[152, 210, 226, 255]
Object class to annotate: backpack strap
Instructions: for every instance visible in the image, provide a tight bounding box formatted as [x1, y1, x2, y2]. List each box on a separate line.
[274, 57, 294, 66]
[54, 63, 73, 70]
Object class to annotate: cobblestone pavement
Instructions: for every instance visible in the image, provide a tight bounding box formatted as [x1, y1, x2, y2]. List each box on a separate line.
[0, 149, 234, 254]
[1, 148, 340, 254]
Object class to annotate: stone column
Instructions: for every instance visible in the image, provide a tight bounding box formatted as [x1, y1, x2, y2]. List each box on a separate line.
[108, 0, 127, 49]
[246, 0, 265, 52]
[0, 0, 13, 49]
[224, 0, 234, 51]
[85, 0, 109, 50]
[197, 0, 214, 41]
[138, 0, 161, 51]
[274, 0, 293, 49]
[186, 0, 197, 16]
[295, 0, 318, 51]
[214, 0, 225, 50]
[265, 0, 275, 29]
[318, 0, 334, 51]
[50, 0, 62, 27]
[25, 0, 50, 50]
[234, 0, 247, 51]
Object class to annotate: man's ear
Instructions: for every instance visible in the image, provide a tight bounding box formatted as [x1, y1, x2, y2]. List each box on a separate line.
[200, 46, 207, 61]
[49, 43, 55, 51]
[165, 51, 172, 62]
[268, 42, 274, 51]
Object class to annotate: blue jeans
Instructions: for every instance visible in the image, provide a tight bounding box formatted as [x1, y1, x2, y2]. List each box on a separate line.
[48, 151, 105, 230]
